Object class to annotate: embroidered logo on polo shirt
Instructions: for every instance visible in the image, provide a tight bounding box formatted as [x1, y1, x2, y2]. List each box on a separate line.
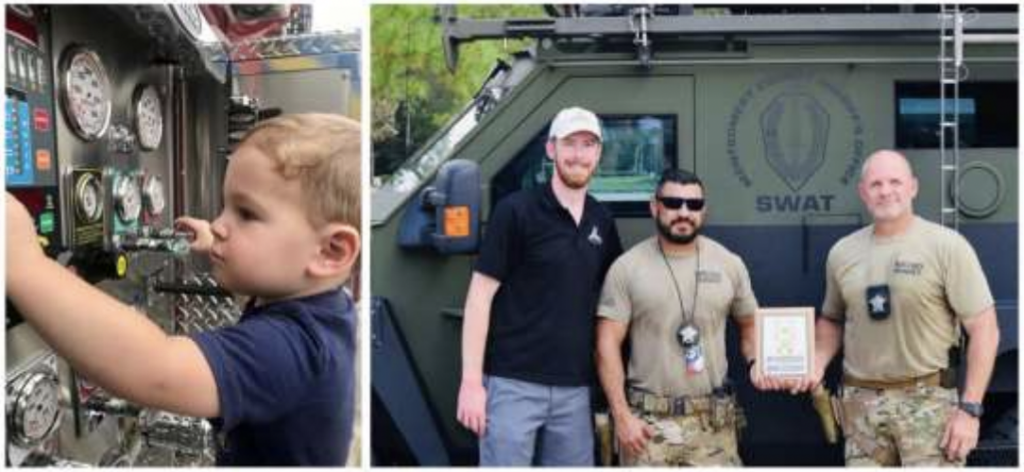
[587, 226, 603, 246]
[697, 270, 722, 284]
[893, 259, 924, 276]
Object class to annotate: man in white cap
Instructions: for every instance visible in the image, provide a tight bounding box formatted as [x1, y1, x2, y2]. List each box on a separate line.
[456, 106, 623, 465]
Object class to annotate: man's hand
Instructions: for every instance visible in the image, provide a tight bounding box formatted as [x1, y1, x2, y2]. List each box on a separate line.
[941, 408, 979, 463]
[174, 216, 214, 254]
[6, 193, 46, 275]
[790, 360, 826, 393]
[749, 362, 794, 391]
[614, 410, 654, 458]
[456, 378, 488, 437]
[750, 360, 788, 391]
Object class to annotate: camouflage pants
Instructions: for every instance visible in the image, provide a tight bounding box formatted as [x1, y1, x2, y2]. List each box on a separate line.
[840, 384, 962, 467]
[619, 407, 741, 467]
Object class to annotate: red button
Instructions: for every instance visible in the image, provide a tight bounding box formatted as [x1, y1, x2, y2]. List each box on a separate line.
[33, 108, 49, 131]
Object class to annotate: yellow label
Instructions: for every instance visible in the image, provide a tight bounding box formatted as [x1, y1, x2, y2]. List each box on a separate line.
[116, 254, 128, 278]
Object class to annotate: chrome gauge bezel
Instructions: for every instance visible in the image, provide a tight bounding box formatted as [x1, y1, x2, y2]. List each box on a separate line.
[113, 174, 143, 224]
[142, 174, 166, 217]
[132, 84, 164, 151]
[7, 370, 62, 448]
[74, 172, 104, 223]
[170, 4, 204, 41]
[58, 45, 113, 141]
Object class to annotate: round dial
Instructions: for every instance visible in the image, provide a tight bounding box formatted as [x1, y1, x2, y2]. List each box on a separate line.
[8, 371, 62, 448]
[114, 175, 142, 224]
[133, 84, 164, 151]
[170, 4, 204, 40]
[142, 174, 166, 217]
[59, 46, 112, 141]
[74, 173, 104, 223]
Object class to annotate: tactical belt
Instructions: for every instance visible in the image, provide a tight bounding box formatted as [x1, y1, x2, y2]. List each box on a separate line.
[627, 388, 715, 416]
[844, 371, 942, 390]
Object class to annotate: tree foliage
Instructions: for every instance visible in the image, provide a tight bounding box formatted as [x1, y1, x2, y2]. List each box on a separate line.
[371, 4, 543, 177]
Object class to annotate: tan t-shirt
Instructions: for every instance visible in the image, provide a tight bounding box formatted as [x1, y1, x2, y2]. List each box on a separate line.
[598, 236, 759, 396]
[822, 216, 993, 381]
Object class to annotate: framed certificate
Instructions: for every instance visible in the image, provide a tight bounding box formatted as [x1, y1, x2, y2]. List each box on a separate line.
[756, 307, 814, 378]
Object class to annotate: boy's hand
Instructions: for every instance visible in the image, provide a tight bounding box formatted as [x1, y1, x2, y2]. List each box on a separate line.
[175, 216, 214, 254]
[7, 193, 46, 276]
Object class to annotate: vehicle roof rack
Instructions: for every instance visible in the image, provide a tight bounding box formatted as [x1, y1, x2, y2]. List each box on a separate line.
[439, 5, 1017, 71]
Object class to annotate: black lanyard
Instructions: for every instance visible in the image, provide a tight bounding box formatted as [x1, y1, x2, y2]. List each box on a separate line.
[657, 238, 700, 329]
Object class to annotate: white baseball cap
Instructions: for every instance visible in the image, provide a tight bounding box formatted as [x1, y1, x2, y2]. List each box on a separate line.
[548, 107, 602, 142]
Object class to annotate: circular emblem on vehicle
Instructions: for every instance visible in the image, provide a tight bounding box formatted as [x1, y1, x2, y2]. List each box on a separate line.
[726, 72, 866, 191]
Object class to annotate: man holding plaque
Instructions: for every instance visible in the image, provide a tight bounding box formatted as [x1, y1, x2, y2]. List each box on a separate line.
[802, 149, 999, 466]
[596, 169, 759, 466]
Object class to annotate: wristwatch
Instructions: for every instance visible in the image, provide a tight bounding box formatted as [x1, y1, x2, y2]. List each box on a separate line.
[959, 400, 984, 418]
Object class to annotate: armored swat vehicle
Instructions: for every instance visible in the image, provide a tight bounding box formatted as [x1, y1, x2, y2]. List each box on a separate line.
[371, 4, 1017, 465]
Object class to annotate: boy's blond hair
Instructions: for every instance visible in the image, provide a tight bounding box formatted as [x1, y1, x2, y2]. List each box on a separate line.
[239, 114, 361, 229]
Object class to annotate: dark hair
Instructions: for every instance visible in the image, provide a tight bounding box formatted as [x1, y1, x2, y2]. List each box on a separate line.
[656, 168, 704, 195]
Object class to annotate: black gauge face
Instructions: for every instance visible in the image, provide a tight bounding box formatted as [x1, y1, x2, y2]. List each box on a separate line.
[60, 47, 112, 141]
[134, 85, 164, 151]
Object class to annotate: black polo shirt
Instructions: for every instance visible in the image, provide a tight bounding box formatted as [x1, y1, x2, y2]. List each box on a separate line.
[475, 183, 623, 386]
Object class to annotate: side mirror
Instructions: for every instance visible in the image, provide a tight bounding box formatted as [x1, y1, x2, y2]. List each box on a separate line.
[397, 159, 481, 254]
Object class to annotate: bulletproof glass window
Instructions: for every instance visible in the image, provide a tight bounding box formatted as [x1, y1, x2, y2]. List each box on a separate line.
[895, 82, 1017, 149]
[492, 115, 677, 216]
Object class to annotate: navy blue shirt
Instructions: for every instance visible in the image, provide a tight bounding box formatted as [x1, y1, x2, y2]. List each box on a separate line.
[475, 183, 622, 386]
[191, 288, 355, 466]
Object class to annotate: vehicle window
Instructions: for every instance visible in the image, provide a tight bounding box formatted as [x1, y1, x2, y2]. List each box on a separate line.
[895, 82, 1017, 149]
[492, 115, 677, 215]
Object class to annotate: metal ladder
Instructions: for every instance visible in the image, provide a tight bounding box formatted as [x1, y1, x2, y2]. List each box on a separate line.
[938, 3, 964, 231]
[939, 2, 973, 406]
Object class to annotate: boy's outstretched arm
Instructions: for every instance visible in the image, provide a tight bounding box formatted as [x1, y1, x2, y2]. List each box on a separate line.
[7, 194, 219, 418]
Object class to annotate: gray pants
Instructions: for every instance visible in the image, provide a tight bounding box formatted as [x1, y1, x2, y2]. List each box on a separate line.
[480, 375, 594, 466]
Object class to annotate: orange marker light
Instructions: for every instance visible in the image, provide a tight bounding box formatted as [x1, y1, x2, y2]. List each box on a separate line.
[443, 206, 470, 238]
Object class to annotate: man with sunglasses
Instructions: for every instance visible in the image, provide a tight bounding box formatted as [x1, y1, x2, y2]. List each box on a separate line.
[596, 169, 759, 466]
[456, 107, 623, 465]
[797, 149, 999, 466]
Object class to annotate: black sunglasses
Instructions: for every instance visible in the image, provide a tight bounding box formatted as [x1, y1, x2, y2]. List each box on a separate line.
[657, 196, 705, 211]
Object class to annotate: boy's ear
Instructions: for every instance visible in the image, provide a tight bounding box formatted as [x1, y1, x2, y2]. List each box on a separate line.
[308, 223, 360, 280]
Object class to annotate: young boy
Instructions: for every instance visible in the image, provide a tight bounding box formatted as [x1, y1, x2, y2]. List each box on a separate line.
[6, 114, 361, 465]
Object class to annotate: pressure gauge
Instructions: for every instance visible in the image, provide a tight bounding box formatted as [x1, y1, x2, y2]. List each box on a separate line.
[113, 174, 143, 224]
[142, 174, 166, 217]
[132, 84, 164, 151]
[7, 370, 62, 448]
[74, 172, 104, 223]
[58, 46, 112, 141]
[170, 4, 204, 41]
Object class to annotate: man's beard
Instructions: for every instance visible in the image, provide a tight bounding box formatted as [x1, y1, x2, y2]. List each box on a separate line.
[554, 158, 594, 189]
[656, 214, 700, 244]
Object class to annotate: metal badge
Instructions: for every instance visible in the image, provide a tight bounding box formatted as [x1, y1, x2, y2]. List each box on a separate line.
[678, 324, 705, 374]
[865, 284, 891, 321]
